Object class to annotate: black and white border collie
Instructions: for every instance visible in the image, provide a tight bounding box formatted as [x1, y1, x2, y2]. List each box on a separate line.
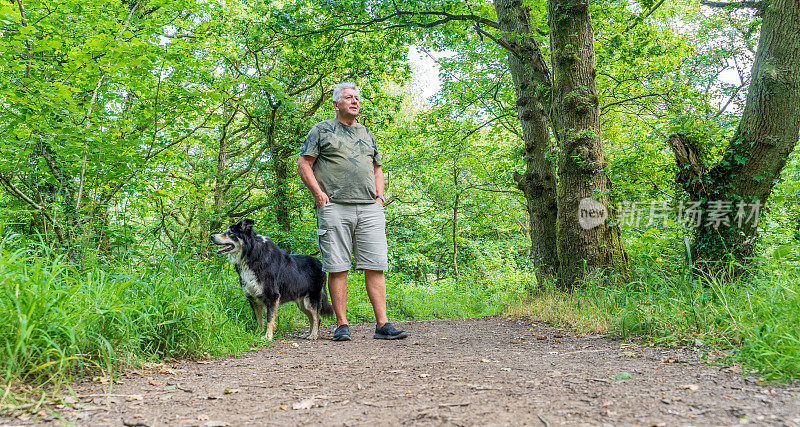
[211, 219, 333, 341]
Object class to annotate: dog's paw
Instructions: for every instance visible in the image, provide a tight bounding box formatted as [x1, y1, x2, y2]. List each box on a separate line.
[305, 334, 319, 341]
[262, 334, 273, 342]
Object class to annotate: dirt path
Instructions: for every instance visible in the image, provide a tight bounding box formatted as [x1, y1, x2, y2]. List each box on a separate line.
[9, 317, 800, 426]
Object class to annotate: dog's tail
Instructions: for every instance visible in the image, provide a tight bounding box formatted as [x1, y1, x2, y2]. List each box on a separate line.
[320, 275, 334, 317]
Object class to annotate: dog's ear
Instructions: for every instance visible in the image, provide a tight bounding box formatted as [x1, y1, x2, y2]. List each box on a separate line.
[241, 218, 255, 231]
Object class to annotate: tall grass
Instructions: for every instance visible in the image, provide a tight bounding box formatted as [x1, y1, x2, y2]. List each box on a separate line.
[0, 239, 261, 407]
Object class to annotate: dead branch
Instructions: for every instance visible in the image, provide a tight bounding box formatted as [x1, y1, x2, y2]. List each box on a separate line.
[667, 134, 708, 197]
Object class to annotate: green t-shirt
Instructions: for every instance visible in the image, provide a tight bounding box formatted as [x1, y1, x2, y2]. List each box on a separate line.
[299, 118, 382, 204]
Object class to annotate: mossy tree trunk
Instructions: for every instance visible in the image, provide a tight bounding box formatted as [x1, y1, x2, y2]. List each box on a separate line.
[493, 0, 559, 284]
[670, 0, 800, 272]
[547, 0, 626, 287]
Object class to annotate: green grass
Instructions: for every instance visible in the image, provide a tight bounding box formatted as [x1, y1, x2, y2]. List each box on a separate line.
[0, 243, 260, 408]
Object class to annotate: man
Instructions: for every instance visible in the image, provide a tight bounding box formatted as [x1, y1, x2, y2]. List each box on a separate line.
[297, 82, 407, 341]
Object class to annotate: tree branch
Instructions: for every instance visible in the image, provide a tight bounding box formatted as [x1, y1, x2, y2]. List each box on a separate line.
[76, 74, 107, 211]
[600, 93, 664, 113]
[622, 0, 667, 34]
[701, 0, 764, 10]
[473, 23, 518, 57]
[225, 102, 280, 187]
[229, 201, 271, 219]
[271, 10, 498, 39]
[15, 0, 33, 81]
[0, 174, 64, 243]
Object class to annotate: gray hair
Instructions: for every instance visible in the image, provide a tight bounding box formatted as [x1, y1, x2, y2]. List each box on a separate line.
[332, 82, 360, 102]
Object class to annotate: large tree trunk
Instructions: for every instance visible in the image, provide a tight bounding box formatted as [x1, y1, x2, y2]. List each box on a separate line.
[547, 0, 626, 287]
[493, 0, 560, 284]
[673, 0, 800, 271]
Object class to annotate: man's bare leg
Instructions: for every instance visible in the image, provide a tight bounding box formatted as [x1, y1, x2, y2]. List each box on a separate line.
[364, 269, 389, 326]
[328, 271, 349, 327]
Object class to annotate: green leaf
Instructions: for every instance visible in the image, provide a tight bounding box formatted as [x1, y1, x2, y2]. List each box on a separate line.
[612, 372, 632, 380]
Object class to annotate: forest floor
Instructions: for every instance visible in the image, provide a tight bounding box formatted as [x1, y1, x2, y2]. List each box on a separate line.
[5, 317, 800, 426]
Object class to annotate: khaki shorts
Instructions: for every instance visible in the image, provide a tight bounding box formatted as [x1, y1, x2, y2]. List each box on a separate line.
[316, 202, 388, 272]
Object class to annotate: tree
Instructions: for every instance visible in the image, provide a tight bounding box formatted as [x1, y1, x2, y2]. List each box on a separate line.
[669, 0, 800, 271]
[493, 0, 559, 284]
[547, 0, 626, 285]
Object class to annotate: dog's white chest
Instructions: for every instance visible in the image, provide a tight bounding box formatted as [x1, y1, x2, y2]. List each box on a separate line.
[238, 264, 261, 298]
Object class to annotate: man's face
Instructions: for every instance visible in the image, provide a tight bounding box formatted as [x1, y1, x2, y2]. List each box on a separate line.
[334, 88, 360, 118]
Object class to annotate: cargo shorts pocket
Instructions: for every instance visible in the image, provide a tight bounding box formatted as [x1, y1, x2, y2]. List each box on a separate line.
[315, 204, 352, 272]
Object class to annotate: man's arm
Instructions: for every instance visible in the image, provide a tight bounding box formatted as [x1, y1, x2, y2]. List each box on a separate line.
[374, 163, 385, 206]
[297, 155, 329, 207]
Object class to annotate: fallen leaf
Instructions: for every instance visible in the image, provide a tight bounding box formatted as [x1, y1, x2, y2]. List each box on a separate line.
[681, 384, 700, 391]
[480, 359, 491, 363]
[279, 405, 288, 410]
[612, 372, 632, 380]
[125, 395, 144, 402]
[292, 399, 315, 410]
[223, 388, 239, 394]
[291, 343, 299, 348]
[92, 376, 109, 384]
[622, 351, 638, 357]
